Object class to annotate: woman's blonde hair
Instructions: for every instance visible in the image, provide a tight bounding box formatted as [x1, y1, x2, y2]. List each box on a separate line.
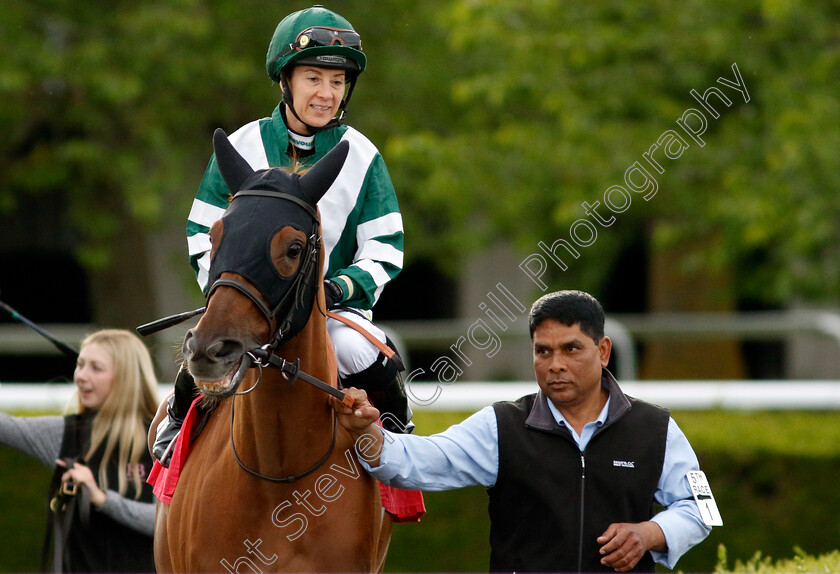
[67, 329, 159, 498]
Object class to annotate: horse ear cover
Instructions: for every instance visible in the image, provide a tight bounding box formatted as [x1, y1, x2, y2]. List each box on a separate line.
[298, 140, 350, 205]
[213, 128, 255, 194]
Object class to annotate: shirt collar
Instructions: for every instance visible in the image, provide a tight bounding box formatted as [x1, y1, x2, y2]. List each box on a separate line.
[287, 129, 315, 151]
[545, 394, 610, 430]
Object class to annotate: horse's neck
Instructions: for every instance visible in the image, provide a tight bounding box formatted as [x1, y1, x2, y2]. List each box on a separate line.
[232, 308, 337, 473]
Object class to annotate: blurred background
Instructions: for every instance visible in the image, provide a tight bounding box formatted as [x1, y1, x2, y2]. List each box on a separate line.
[1, 0, 838, 572]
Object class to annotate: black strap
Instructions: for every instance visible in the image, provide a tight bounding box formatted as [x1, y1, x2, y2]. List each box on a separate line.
[232, 189, 320, 221]
[43, 458, 92, 573]
[52, 495, 75, 573]
[247, 349, 352, 405]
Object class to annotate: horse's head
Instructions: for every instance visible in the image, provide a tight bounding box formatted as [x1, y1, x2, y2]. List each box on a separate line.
[183, 129, 349, 397]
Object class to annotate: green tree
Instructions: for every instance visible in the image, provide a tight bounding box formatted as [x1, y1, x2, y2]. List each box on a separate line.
[1, 0, 838, 326]
[380, 0, 840, 305]
[0, 0, 279, 324]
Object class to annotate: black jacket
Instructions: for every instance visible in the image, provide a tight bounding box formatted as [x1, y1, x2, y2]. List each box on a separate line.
[48, 412, 155, 573]
[488, 370, 669, 573]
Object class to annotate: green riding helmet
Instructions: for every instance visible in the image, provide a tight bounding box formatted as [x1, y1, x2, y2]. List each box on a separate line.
[266, 5, 366, 130]
[266, 4, 367, 82]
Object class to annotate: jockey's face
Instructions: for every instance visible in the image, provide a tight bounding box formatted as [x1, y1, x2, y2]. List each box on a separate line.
[284, 66, 347, 134]
[74, 342, 114, 411]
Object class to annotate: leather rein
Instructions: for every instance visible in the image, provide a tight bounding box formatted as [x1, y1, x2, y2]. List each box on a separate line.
[227, 348, 353, 483]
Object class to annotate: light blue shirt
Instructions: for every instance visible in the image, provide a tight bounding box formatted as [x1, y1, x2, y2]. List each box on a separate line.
[359, 396, 712, 570]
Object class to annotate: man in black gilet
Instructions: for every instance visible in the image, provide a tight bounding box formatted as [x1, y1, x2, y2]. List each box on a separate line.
[334, 290, 715, 573]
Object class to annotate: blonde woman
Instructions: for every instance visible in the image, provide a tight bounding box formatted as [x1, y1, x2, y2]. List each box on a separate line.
[0, 329, 158, 572]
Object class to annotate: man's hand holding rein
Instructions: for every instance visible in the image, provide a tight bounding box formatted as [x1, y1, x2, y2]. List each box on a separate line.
[332, 387, 385, 467]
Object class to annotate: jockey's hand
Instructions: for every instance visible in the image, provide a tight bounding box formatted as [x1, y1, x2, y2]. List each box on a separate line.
[324, 279, 344, 309]
[333, 387, 380, 433]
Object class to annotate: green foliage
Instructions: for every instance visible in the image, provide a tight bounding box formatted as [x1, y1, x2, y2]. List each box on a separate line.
[671, 410, 840, 457]
[715, 546, 840, 574]
[3, 1, 839, 303]
[0, 0, 278, 267]
[376, 0, 840, 301]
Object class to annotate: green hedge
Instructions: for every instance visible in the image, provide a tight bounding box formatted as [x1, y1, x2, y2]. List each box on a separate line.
[1, 410, 838, 572]
[715, 547, 840, 574]
[0, 445, 52, 573]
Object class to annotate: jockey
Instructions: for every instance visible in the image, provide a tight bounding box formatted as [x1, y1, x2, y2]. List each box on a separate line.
[154, 5, 412, 463]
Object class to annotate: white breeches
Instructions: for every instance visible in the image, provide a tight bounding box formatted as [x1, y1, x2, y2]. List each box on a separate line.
[326, 309, 388, 378]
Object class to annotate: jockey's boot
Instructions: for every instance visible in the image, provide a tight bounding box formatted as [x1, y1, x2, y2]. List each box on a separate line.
[152, 365, 198, 466]
[341, 347, 414, 434]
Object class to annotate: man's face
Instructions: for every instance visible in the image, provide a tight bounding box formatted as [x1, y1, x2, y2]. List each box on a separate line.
[532, 319, 611, 411]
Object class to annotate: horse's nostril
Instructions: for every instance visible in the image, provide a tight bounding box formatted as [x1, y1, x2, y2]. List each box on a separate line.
[206, 339, 244, 362]
[183, 330, 243, 365]
[182, 331, 196, 358]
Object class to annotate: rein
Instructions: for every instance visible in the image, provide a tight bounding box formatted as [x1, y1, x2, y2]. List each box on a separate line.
[228, 396, 339, 484]
[225, 346, 354, 483]
[248, 347, 354, 406]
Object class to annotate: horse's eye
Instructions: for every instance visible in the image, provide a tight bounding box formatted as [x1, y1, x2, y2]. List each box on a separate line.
[288, 243, 303, 259]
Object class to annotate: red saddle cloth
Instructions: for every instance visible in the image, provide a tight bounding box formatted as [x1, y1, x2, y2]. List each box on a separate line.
[147, 398, 425, 522]
[147, 396, 202, 505]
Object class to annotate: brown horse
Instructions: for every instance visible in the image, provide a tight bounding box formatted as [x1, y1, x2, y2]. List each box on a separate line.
[152, 130, 392, 572]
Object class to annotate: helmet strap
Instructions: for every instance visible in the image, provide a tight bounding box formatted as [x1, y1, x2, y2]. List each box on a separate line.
[337, 79, 358, 122]
[280, 76, 319, 134]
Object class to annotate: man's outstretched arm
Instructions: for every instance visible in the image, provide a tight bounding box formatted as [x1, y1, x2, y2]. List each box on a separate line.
[331, 387, 499, 490]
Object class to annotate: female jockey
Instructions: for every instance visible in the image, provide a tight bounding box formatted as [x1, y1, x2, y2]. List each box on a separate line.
[154, 5, 411, 463]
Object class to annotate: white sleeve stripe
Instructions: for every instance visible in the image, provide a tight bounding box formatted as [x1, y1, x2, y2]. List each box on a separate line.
[356, 212, 403, 243]
[196, 252, 212, 291]
[355, 259, 392, 288]
[320, 129, 375, 264]
[341, 127, 378, 164]
[188, 199, 226, 228]
[187, 233, 212, 257]
[356, 241, 404, 268]
[229, 120, 270, 170]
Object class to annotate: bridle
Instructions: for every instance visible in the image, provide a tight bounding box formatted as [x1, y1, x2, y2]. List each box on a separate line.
[205, 188, 355, 483]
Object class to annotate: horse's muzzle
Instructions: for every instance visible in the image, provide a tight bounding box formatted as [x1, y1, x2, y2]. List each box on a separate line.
[182, 329, 254, 397]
